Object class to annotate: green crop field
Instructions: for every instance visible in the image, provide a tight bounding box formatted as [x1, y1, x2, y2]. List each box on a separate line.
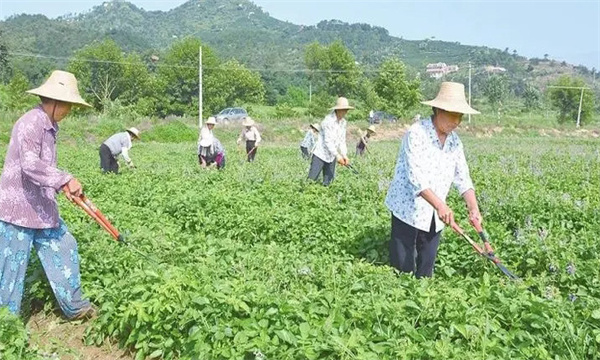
[1, 117, 600, 359]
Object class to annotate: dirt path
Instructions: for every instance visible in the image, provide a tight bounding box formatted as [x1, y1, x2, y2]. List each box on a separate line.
[27, 312, 132, 360]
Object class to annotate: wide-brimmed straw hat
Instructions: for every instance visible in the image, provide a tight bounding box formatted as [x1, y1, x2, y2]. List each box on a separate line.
[126, 127, 141, 139]
[242, 117, 255, 127]
[310, 123, 320, 132]
[199, 137, 213, 147]
[206, 117, 217, 125]
[330, 97, 354, 111]
[421, 82, 480, 115]
[26, 70, 91, 107]
[367, 125, 376, 133]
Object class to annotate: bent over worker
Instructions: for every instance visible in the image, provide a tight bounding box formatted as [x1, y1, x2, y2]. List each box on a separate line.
[99, 127, 140, 174]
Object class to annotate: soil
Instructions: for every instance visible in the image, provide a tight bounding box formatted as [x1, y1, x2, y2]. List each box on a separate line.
[26, 312, 132, 360]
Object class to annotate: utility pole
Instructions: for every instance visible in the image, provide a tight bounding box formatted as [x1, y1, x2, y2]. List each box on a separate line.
[468, 61, 472, 124]
[198, 46, 203, 133]
[576, 87, 584, 128]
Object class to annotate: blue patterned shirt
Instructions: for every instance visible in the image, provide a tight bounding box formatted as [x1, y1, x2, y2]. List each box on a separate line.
[385, 117, 474, 232]
[300, 130, 317, 150]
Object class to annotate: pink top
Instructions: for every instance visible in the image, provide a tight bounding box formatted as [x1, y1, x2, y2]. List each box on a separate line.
[0, 106, 72, 229]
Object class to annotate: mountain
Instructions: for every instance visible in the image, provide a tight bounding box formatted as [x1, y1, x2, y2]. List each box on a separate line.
[0, 0, 595, 87]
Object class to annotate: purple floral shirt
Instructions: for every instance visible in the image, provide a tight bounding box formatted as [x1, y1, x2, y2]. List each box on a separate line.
[0, 106, 72, 229]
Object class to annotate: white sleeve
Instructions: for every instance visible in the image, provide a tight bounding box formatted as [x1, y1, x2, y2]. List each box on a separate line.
[255, 128, 262, 144]
[453, 141, 474, 195]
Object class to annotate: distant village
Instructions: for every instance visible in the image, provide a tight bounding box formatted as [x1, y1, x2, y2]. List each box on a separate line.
[425, 62, 507, 79]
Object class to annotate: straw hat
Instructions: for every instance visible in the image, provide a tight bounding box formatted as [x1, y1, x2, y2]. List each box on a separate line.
[199, 137, 213, 147]
[310, 123, 320, 132]
[26, 70, 91, 107]
[242, 117, 255, 127]
[206, 117, 217, 125]
[126, 127, 141, 139]
[330, 97, 354, 111]
[367, 125, 376, 133]
[421, 82, 480, 115]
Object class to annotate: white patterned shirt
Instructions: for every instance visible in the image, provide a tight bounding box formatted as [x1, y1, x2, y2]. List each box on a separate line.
[312, 113, 347, 163]
[385, 117, 474, 232]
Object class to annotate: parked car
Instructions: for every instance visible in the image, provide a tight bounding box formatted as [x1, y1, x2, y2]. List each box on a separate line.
[215, 107, 248, 123]
[369, 111, 397, 124]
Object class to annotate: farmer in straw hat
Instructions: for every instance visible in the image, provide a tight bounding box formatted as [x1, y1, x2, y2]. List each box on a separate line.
[198, 136, 226, 170]
[199, 116, 217, 145]
[356, 125, 376, 157]
[299, 123, 320, 160]
[0, 70, 96, 319]
[308, 97, 353, 186]
[237, 117, 261, 162]
[385, 82, 483, 278]
[100, 127, 140, 174]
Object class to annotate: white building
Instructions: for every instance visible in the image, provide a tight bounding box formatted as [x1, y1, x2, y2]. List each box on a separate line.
[425, 63, 460, 79]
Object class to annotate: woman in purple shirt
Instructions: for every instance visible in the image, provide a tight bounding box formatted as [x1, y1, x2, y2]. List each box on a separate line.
[0, 70, 96, 320]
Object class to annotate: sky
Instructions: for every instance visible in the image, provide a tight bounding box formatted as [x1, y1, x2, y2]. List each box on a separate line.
[0, 0, 598, 69]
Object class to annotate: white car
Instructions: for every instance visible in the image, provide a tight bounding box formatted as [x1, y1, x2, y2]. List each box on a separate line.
[215, 107, 248, 123]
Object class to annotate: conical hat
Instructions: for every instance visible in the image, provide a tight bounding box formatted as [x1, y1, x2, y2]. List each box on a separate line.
[421, 82, 480, 115]
[330, 97, 354, 110]
[26, 70, 91, 107]
[242, 117, 255, 127]
[126, 127, 141, 139]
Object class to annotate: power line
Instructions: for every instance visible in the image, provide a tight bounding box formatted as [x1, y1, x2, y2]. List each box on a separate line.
[3, 50, 413, 74]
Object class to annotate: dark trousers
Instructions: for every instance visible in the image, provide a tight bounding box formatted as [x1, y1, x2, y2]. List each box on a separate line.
[356, 145, 366, 157]
[99, 144, 119, 174]
[199, 154, 226, 170]
[390, 214, 441, 278]
[308, 155, 336, 186]
[246, 141, 257, 162]
[300, 146, 310, 159]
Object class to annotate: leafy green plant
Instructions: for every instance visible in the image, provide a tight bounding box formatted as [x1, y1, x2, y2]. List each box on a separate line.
[2, 124, 600, 359]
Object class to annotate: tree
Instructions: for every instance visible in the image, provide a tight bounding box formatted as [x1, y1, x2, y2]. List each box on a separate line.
[483, 75, 508, 116]
[156, 38, 265, 117]
[522, 85, 541, 110]
[68, 39, 127, 109]
[373, 58, 421, 117]
[547, 75, 595, 125]
[304, 40, 360, 98]
[0, 30, 10, 83]
[1, 70, 38, 111]
[156, 38, 219, 117]
[280, 86, 309, 108]
[211, 59, 265, 112]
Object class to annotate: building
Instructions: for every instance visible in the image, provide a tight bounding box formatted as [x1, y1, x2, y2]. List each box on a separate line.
[425, 63, 460, 79]
[485, 66, 507, 74]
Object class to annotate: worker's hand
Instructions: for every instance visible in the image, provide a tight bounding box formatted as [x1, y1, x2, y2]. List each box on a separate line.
[343, 157, 350, 166]
[435, 202, 454, 225]
[63, 178, 82, 200]
[336, 155, 345, 165]
[127, 161, 136, 169]
[468, 209, 483, 230]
